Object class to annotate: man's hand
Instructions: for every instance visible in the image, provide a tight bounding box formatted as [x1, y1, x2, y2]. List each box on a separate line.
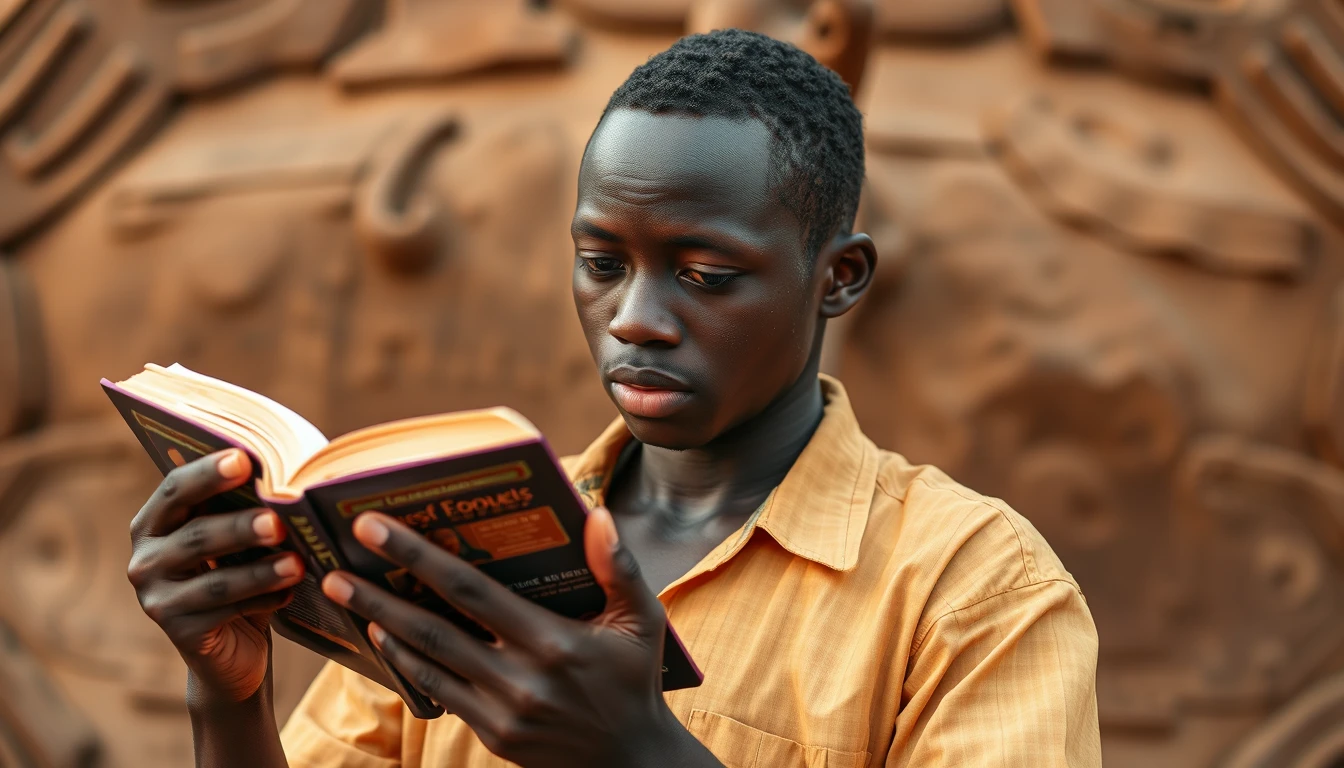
[320, 507, 722, 768]
[127, 449, 306, 705]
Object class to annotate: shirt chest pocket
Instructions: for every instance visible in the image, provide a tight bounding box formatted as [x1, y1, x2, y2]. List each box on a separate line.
[686, 710, 871, 768]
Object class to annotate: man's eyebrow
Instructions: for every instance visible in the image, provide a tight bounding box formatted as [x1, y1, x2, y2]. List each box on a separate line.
[666, 234, 721, 250]
[573, 221, 622, 242]
[666, 232, 753, 255]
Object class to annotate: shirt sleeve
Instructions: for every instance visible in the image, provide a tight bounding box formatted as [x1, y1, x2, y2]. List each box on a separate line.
[280, 661, 418, 768]
[887, 579, 1102, 768]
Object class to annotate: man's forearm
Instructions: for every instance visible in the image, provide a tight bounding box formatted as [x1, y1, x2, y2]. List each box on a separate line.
[187, 674, 289, 768]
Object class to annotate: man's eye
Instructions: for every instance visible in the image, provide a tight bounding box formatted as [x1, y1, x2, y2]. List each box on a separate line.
[580, 256, 624, 275]
[681, 270, 737, 288]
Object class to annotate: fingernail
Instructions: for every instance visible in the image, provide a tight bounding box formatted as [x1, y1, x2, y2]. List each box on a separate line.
[217, 450, 247, 479]
[274, 555, 301, 579]
[322, 573, 354, 605]
[253, 512, 281, 543]
[368, 623, 387, 648]
[354, 514, 390, 547]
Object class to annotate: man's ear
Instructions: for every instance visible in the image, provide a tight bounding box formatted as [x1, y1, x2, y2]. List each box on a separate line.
[818, 232, 877, 318]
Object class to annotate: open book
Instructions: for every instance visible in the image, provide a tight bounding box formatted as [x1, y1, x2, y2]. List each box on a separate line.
[103, 364, 702, 718]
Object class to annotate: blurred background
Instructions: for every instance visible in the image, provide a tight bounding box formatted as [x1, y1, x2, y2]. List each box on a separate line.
[0, 0, 1341, 765]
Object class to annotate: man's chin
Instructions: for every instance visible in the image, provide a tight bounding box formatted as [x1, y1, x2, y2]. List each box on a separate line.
[619, 412, 716, 451]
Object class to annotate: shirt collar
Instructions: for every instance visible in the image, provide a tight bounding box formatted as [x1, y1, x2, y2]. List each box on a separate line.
[566, 374, 879, 572]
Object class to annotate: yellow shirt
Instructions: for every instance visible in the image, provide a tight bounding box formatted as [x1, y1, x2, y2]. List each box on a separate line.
[280, 376, 1101, 767]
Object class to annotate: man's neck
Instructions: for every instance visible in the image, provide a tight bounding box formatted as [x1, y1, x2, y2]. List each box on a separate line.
[621, 367, 825, 535]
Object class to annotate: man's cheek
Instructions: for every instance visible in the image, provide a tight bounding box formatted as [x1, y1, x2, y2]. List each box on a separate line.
[723, 335, 788, 391]
[574, 296, 612, 345]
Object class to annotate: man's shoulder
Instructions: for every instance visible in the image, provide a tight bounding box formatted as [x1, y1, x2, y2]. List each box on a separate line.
[560, 453, 583, 480]
[867, 450, 1084, 630]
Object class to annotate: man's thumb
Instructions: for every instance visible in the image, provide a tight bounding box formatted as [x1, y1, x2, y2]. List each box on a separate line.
[584, 506, 664, 639]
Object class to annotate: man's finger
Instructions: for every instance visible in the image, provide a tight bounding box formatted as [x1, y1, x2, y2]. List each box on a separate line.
[584, 506, 666, 642]
[172, 589, 298, 647]
[130, 450, 254, 540]
[169, 507, 285, 563]
[132, 508, 286, 579]
[350, 513, 557, 649]
[143, 552, 305, 620]
[366, 623, 507, 744]
[321, 571, 513, 693]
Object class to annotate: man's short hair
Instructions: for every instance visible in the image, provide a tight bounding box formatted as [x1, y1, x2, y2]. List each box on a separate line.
[602, 29, 865, 258]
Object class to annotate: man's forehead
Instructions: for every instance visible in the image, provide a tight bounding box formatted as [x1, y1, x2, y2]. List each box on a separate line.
[580, 109, 774, 193]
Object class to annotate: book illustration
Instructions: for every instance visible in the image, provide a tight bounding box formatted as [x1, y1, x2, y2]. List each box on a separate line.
[426, 527, 493, 562]
[451, 506, 571, 561]
[382, 505, 579, 601]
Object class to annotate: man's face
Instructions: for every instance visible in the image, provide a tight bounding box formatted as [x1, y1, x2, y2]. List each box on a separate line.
[572, 109, 823, 449]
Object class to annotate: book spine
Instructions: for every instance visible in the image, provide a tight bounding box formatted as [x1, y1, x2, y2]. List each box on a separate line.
[284, 493, 445, 720]
[273, 495, 346, 578]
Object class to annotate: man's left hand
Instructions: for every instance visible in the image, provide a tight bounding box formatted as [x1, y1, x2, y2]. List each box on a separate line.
[320, 506, 719, 768]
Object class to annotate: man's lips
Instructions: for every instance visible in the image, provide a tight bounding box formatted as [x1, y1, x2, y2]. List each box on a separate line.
[606, 365, 690, 390]
[606, 366, 693, 418]
[610, 383, 694, 418]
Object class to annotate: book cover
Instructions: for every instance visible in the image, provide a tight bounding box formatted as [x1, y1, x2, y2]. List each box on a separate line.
[102, 380, 703, 719]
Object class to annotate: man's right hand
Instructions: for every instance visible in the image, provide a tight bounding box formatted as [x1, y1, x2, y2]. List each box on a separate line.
[127, 449, 306, 704]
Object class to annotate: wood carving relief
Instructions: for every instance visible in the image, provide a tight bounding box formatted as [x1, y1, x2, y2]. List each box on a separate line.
[2, 1, 1344, 766]
[851, 1, 1344, 764]
[0, 0, 373, 244]
[0, 258, 44, 437]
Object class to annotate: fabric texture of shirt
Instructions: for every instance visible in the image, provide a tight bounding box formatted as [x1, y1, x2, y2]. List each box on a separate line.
[280, 375, 1102, 767]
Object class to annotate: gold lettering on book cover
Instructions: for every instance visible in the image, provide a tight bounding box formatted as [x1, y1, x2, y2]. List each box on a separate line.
[336, 461, 533, 518]
[287, 515, 341, 572]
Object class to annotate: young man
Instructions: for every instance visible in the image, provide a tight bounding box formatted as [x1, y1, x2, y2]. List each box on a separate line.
[126, 30, 1101, 767]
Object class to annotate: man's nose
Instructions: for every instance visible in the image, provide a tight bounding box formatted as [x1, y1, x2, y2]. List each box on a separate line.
[608, 273, 682, 347]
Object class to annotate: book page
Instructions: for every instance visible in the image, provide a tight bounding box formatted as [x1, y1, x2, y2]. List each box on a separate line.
[117, 364, 330, 486]
[162, 364, 329, 458]
[285, 408, 540, 496]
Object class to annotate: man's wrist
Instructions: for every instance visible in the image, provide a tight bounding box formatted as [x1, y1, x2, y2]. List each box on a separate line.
[185, 671, 271, 721]
[185, 671, 289, 768]
[624, 704, 724, 768]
